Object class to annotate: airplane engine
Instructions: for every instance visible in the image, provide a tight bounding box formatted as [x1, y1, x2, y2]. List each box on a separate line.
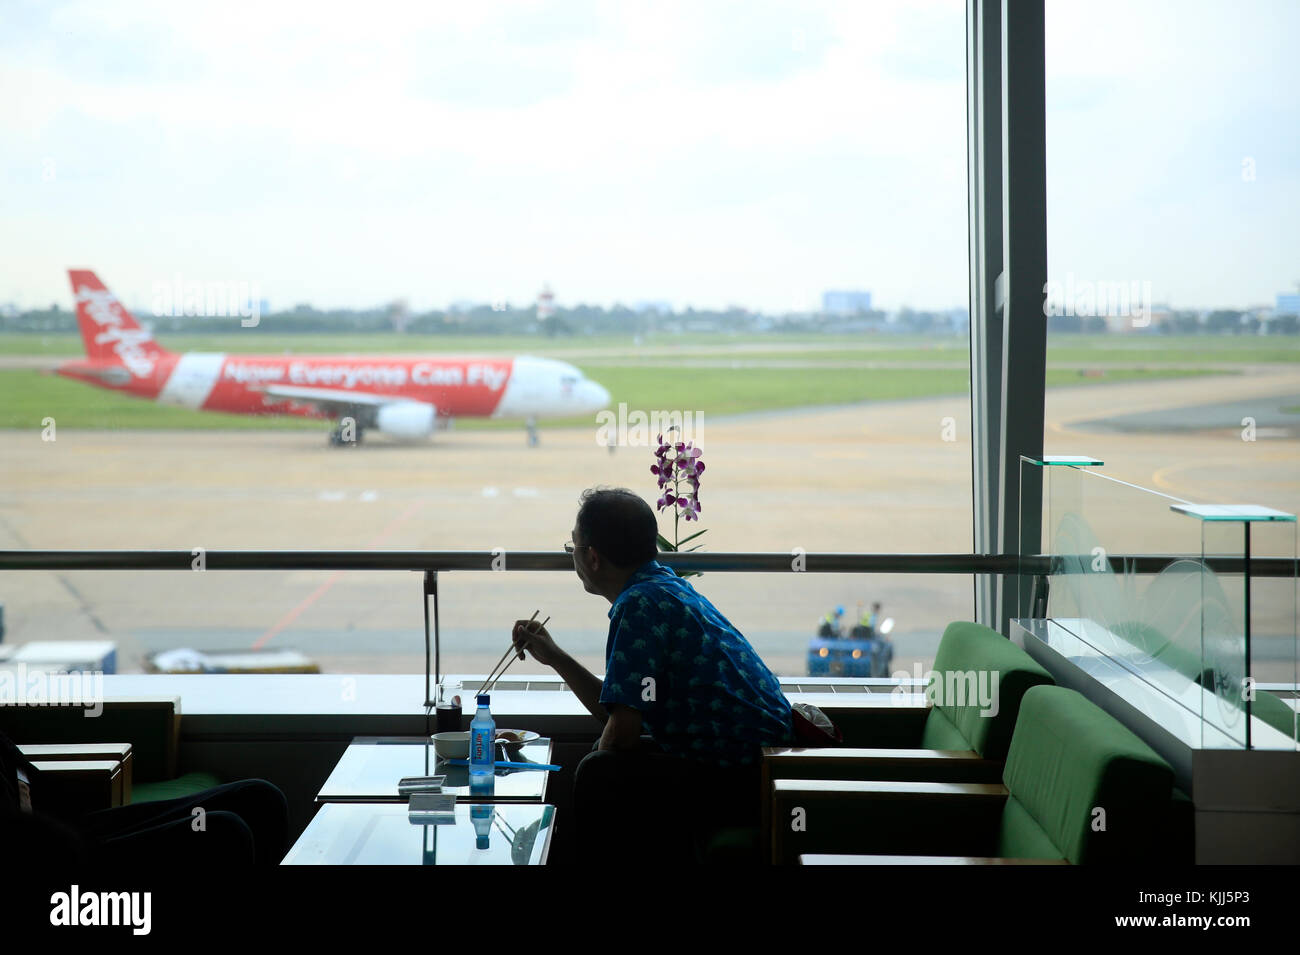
[375, 401, 437, 440]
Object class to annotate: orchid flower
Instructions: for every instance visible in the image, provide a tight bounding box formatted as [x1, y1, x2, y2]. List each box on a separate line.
[651, 427, 707, 576]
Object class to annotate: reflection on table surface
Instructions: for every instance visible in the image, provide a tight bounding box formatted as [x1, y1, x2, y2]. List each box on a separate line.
[317, 736, 555, 803]
[282, 802, 555, 865]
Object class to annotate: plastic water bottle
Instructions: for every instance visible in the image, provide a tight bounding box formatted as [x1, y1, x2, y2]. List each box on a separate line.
[470, 804, 493, 852]
[469, 694, 495, 788]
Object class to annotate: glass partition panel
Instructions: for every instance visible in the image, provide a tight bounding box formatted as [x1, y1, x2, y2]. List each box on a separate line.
[1047, 471, 1199, 662]
[1251, 552, 1299, 748]
[1197, 518, 1249, 748]
[1017, 455, 1101, 616]
[1021, 463, 1298, 751]
[1178, 506, 1298, 749]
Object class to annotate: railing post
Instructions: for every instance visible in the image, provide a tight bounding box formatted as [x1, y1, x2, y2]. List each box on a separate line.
[423, 570, 438, 710]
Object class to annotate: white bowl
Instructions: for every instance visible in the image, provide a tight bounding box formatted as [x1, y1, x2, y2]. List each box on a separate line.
[432, 731, 470, 760]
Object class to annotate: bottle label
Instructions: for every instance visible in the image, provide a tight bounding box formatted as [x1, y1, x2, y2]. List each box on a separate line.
[471, 728, 492, 766]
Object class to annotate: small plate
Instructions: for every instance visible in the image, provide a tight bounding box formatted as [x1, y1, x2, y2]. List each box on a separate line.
[494, 729, 540, 745]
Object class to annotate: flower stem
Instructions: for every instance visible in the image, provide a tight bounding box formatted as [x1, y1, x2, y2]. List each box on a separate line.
[673, 452, 680, 548]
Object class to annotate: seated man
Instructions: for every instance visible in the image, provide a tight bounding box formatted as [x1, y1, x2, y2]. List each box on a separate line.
[512, 486, 794, 863]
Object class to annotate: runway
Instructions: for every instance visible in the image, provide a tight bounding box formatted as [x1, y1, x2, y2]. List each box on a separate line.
[2, 367, 1298, 680]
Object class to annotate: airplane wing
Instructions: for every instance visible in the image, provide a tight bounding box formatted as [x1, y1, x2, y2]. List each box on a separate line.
[254, 383, 396, 412]
[251, 384, 440, 439]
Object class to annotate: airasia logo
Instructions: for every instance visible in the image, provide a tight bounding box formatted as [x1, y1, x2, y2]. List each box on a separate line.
[76, 286, 157, 378]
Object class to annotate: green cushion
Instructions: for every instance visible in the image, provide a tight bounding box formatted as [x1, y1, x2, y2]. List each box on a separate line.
[997, 794, 1066, 861]
[926, 621, 1055, 760]
[132, 771, 222, 804]
[830, 704, 932, 748]
[698, 826, 759, 864]
[918, 705, 970, 752]
[1001, 685, 1173, 864]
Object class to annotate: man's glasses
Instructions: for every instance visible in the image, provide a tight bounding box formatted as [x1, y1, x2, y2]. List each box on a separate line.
[564, 541, 590, 555]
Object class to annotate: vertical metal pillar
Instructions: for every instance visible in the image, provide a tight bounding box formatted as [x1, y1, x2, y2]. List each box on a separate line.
[968, 0, 1048, 635]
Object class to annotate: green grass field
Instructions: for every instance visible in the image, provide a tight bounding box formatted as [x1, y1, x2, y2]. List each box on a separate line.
[0, 362, 1223, 431]
[3, 330, 1299, 363]
[2, 330, 1285, 430]
[1, 330, 829, 356]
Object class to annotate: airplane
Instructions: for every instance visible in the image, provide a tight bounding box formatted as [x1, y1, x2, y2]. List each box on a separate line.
[55, 269, 612, 445]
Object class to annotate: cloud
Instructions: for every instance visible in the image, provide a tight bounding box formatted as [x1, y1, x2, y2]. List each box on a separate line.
[1, 0, 1294, 312]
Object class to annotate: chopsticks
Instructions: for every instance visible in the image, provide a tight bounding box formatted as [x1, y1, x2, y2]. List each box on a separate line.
[477, 612, 534, 695]
[443, 759, 560, 772]
[477, 611, 549, 696]
[489, 614, 548, 691]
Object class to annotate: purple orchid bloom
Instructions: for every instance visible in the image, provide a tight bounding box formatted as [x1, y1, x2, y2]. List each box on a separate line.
[650, 429, 706, 560]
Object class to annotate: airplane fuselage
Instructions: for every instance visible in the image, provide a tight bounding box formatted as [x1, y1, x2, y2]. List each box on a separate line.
[58, 268, 612, 441]
[57, 352, 608, 420]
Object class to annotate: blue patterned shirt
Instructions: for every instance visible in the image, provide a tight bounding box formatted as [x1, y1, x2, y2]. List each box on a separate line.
[598, 560, 793, 766]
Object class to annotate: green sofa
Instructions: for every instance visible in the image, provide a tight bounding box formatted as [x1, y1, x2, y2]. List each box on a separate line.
[771, 684, 1188, 864]
[701, 620, 1056, 863]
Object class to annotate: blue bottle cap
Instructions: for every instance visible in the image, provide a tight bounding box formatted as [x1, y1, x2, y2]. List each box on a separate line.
[477, 694, 490, 705]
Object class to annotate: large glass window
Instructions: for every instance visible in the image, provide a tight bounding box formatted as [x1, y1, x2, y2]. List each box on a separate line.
[1044, 0, 1300, 518]
[1, 2, 975, 678]
[1043, 0, 1300, 699]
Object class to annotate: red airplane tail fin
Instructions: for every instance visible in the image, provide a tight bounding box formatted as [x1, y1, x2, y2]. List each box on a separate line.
[67, 269, 169, 373]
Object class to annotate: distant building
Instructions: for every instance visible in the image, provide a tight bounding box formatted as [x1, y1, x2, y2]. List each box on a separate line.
[633, 300, 673, 315]
[537, 285, 555, 321]
[1148, 307, 1174, 328]
[822, 290, 872, 315]
[1276, 293, 1300, 317]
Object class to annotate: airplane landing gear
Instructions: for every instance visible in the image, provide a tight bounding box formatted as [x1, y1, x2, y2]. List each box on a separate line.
[526, 416, 539, 447]
[329, 421, 363, 446]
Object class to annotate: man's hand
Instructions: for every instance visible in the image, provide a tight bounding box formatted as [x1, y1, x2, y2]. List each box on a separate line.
[512, 619, 560, 667]
[510, 618, 607, 724]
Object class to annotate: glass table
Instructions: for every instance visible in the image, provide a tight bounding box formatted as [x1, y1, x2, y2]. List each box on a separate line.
[282, 802, 555, 865]
[316, 736, 554, 804]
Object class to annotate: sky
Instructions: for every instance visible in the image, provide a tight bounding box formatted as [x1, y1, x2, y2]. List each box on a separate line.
[1, 0, 1297, 314]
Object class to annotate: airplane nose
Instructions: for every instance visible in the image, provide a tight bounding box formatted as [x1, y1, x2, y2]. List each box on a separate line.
[581, 380, 611, 410]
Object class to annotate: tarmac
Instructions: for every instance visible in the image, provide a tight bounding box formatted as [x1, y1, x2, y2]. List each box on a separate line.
[1, 366, 1297, 681]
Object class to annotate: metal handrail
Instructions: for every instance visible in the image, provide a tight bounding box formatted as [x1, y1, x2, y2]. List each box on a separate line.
[0, 550, 1292, 576]
[0, 550, 1029, 573]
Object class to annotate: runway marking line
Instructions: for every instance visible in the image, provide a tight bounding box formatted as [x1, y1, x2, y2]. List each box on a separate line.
[251, 497, 425, 651]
